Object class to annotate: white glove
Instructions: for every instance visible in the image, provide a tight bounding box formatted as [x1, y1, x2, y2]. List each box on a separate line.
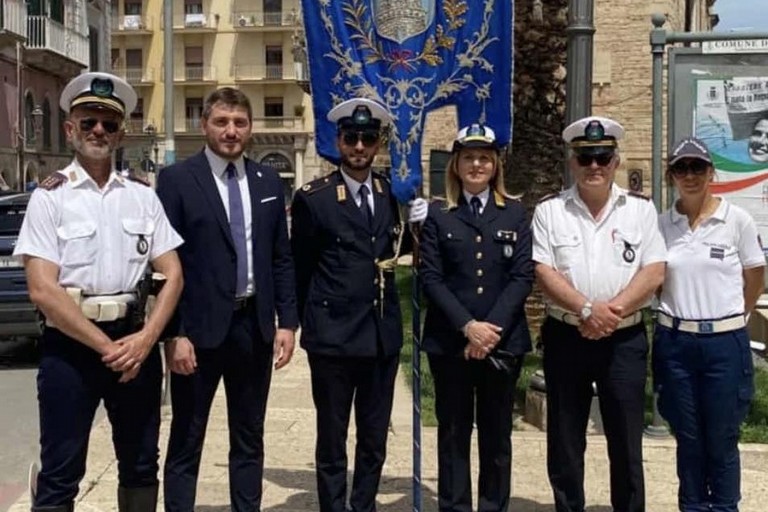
[408, 198, 428, 224]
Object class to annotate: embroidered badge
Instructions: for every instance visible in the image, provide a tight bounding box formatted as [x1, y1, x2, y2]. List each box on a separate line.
[503, 245, 514, 258]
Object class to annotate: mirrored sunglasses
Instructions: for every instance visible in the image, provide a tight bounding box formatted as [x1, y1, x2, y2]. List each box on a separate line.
[79, 118, 121, 134]
[341, 130, 379, 147]
[669, 160, 709, 177]
[576, 152, 614, 167]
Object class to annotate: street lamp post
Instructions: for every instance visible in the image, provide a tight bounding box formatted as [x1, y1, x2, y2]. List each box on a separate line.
[15, 105, 44, 191]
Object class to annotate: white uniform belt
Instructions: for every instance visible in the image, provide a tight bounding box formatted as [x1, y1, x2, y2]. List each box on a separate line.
[656, 311, 745, 334]
[46, 290, 136, 327]
[547, 305, 643, 330]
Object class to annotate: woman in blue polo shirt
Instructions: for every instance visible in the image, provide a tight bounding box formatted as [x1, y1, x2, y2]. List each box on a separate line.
[654, 137, 765, 512]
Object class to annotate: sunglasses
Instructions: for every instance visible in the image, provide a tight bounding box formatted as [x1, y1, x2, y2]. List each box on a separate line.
[79, 118, 121, 134]
[576, 152, 614, 167]
[669, 160, 709, 177]
[341, 130, 379, 147]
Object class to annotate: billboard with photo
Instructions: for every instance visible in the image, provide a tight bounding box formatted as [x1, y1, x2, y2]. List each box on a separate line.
[669, 50, 768, 251]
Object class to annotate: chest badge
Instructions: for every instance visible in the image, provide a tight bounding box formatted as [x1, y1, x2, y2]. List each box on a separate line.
[622, 241, 635, 263]
[503, 244, 514, 258]
[137, 235, 149, 255]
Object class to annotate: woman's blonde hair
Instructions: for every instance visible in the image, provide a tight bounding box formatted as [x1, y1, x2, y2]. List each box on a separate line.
[443, 148, 508, 208]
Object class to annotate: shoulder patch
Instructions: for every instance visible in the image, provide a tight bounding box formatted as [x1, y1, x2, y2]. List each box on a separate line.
[301, 176, 333, 196]
[39, 172, 67, 191]
[537, 192, 559, 203]
[628, 191, 651, 201]
[127, 171, 151, 187]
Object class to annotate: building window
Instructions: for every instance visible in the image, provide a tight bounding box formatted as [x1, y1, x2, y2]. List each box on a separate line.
[42, 99, 51, 150]
[58, 108, 67, 151]
[265, 46, 283, 79]
[264, 97, 283, 127]
[185, 46, 204, 80]
[130, 98, 144, 134]
[24, 93, 35, 147]
[126, 49, 143, 82]
[186, 98, 204, 131]
[184, 0, 203, 15]
[264, 0, 282, 25]
[125, 0, 142, 15]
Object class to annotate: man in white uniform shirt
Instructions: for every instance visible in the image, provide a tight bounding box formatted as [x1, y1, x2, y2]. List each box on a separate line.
[14, 72, 184, 512]
[531, 116, 666, 512]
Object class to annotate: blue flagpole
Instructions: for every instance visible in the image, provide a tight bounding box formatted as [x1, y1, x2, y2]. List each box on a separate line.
[410, 223, 422, 512]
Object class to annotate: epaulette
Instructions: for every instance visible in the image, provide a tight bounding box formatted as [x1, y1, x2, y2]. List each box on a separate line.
[537, 192, 559, 203]
[126, 171, 151, 187]
[628, 191, 651, 201]
[299, 176, 333, 195]
[39, 172, 67, 191]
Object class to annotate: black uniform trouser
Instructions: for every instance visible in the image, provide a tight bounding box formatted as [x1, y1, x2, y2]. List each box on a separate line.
[307, 353, 399, 512]
[542, 318, 647, 512]
[164, 307, 273, 512]
[429, 354, 523, 512]
[35, 321, 162, 507]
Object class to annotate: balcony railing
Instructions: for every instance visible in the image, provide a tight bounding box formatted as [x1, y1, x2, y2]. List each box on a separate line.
[113, 67, 155, 84]
[175, 65, 216, 82]
[233, 64, 294, 81]
[252, 117, 303, 130]
[173, 13, 217, 29]
[231, 10, 298, 28]
[1, 0, 27, 40]
[112, 14, 153, 32]
[184, 118, 202, 132]
[27, 16, 89, 68]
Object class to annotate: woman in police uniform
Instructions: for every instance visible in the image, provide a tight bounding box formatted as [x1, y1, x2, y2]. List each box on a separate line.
[654, 137, 765, 512]
[420, 124, 533, 512]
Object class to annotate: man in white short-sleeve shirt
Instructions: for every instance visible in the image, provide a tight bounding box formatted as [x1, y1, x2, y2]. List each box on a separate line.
[531, 116, 666, 512]
[13, 72, 183, 512]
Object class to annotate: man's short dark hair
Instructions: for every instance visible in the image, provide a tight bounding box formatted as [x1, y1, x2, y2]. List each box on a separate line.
[202, 87, 252, 121]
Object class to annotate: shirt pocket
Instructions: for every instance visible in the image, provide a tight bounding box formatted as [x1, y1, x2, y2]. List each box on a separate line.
[551, 232, 581, 270]
[56, 222, 97, 268]
[438, 230, 464, 266]
[122, 217, 156, 262]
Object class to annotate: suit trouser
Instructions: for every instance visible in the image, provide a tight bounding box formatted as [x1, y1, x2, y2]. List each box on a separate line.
[35, 322, 162, 507]
[307, 353, 399, 512]
[542, 318, 647, 512]
[429, 354, 523, 512]
[652, 325, 754, 512]
[164, 308, 273, 512]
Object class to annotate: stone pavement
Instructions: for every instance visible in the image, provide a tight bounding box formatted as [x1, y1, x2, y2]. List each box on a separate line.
[9, 348, 768, 511]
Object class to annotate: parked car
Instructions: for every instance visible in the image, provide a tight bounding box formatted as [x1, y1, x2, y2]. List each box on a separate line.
[0, 192, 41, 341]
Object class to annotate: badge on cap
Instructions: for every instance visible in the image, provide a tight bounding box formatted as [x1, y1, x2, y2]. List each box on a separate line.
[91, 78, 115, 98]
[585, 121, 605, 141]
[137, 235, 149, 255]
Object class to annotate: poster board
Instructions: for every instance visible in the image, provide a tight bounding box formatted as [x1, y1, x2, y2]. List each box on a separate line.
[669, 49, 768, 253]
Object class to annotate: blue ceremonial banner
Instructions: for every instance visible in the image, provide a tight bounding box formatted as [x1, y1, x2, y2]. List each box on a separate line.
[301, 0, 514, 203]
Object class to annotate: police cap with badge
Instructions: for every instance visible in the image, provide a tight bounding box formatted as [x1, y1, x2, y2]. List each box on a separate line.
[563, 116, 624, 162]
[60, 71, 138, 118]
[452, 123, 499, 153]
[328, 97, 393, 133]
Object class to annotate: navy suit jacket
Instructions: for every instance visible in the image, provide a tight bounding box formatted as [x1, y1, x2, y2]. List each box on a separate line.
[419, 194, 534, 357]
[157, 151, 298, 348]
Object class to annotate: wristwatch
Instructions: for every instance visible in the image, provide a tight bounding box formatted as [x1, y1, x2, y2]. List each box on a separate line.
[580, 301, 593, 321]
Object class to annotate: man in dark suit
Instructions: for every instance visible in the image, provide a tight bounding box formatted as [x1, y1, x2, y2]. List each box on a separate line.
[157, 87, 299, 512]
[291, 98, 426, 512]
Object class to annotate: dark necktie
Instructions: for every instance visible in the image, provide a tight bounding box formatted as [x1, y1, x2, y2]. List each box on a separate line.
[226, 163, 248, 296]
[359, 184, 373, 227]
[470, 196, 482, 217]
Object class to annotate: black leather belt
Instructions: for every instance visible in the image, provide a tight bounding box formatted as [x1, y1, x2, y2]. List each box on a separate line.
[234, 296, 254, 311]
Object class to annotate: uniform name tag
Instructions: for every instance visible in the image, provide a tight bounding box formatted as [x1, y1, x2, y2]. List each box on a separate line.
[710, 247, 725, 260]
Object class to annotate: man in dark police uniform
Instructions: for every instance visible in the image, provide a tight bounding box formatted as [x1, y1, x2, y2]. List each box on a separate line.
[291, 97, 426, 512]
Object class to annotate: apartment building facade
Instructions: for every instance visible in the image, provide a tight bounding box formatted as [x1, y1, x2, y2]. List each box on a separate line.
[111, 0, 314, 200]
[0, 0, 107, 190]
